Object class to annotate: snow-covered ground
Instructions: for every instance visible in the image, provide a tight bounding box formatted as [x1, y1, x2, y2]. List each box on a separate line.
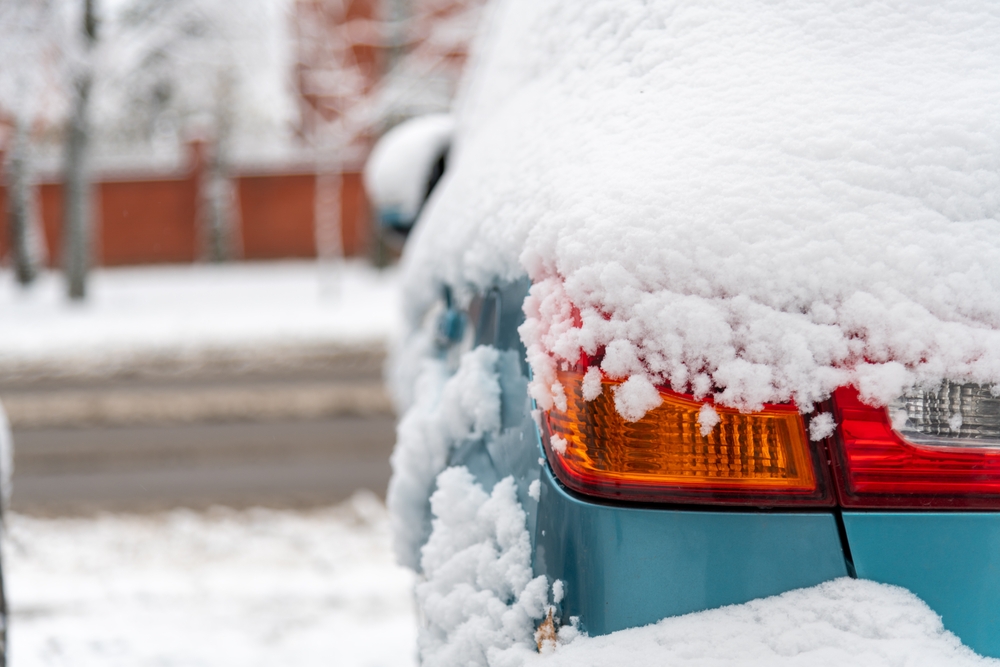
[6, 487, 993, 667]
[527, 579, 990, 667]
[5, 493, 418, 667]
[0, 260, 400, 376]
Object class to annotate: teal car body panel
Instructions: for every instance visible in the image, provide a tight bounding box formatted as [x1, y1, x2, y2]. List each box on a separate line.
[533, 465, 850, 635]
[844, 512, 1000, 657]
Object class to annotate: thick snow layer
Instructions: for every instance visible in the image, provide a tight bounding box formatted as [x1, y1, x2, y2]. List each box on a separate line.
[0, 260, 399, 375]
[5, 495, 417, 667]
[365, 114, 455, 223]
[388, 345, 504, 569]
[526, 578, 993, 667]
[401, 0, 1000, 415]
[417, 467, 549, 667]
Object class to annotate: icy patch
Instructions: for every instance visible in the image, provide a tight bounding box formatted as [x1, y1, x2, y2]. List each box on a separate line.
[417, 467, 549, 667]
[523, 578, 989, 667]
[387, 346, 504, 569]
[401, 0, 1000, 419]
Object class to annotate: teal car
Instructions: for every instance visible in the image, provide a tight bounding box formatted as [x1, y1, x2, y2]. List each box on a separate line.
[409, 279, 1000, 658]
[370, 0, 1000, 660]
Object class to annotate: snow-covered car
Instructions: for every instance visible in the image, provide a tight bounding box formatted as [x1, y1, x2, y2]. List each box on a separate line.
[371, 1, 1000, 664]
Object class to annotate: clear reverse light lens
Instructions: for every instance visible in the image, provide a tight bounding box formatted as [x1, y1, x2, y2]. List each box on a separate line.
[889, 381, 1000, 448]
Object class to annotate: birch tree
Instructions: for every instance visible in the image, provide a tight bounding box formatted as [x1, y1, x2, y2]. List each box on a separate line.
[0, 0, 57, 286]
[63, 0, 98, 300]
[97, 0, 291, 260]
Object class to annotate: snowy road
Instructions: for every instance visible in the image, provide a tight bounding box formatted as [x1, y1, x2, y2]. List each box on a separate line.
[11, 415, 397, 514]
[6, 361, 397, 514]
[0, 260, 402, 514]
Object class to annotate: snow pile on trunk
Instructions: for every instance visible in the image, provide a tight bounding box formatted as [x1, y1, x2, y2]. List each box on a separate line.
[388, 345, 504, 569]
[525, 578, 990, 667]
[402, 0, 1000, 416]
[417, 467, 549, 667]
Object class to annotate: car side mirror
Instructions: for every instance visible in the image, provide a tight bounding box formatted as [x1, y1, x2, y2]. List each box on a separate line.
[363, 114, 454, 236]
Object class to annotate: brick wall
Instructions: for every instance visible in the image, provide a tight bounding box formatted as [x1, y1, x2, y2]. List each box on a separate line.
[0, 161, 371, 267]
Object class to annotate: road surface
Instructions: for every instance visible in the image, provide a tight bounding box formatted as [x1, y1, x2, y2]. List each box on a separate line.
[1, 348, 399, 515]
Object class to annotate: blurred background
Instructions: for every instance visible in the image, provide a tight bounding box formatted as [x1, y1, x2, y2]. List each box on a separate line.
[0, 0, 486, 664]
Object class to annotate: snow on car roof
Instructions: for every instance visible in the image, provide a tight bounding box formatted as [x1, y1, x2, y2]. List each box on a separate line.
[401, 0, 1000, 417]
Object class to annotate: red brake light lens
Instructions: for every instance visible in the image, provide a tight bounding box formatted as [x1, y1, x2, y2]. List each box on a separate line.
[830, 386, 1000, 509]
[543, 368, 833, 507]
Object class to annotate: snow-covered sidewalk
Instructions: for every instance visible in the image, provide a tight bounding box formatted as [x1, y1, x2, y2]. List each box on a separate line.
[5, 493, 417, 667]
[0, 260, 400, 378]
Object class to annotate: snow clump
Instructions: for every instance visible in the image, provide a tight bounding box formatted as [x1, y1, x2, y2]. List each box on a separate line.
[809, 413, 837, 441]
[387, 345, 504, 569]
[696, 404, 720, 437]
[417, 466, 550, 667]
[401, 0, 1000, 420]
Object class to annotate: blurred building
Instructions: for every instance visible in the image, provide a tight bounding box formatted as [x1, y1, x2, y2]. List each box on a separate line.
[0, 0, 485, 267]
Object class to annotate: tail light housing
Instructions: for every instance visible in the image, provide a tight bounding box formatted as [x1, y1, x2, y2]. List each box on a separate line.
[830, 384, 1000, 509]
[543, 368, 834, 507]
[543, 368, 1000, 510]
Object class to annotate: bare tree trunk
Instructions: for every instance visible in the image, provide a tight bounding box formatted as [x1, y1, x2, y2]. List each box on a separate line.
[203, 70, 237, 262]
[63, 0, 97, 300]
[7, 117, 45, 286]
[314, 167, 343, 297]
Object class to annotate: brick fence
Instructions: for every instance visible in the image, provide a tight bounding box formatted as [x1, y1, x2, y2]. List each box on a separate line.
[0, 144, 371, 266]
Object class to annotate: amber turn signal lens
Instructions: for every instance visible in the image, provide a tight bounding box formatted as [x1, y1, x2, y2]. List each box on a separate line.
[544, 369, 832, 506]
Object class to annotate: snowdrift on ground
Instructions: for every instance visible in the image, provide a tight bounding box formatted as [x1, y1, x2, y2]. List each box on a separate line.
[401, 0, 1000, 417]
[527, 578, 992, 667]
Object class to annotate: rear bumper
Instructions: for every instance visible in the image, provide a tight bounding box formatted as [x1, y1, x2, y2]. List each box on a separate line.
[845, 512, 1000, 657]
[534, 465, 1000, 657]
[533, 465, 850, 635]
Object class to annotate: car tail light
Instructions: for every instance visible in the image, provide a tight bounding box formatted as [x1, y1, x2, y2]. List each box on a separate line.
[830, 384, 1000, 509]
[543, 368, 834, 506]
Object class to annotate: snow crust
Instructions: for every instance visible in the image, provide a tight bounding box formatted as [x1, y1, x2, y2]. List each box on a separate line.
[526, 578, 992, 667]
[365, 114, 455, 223]
[402, 0, 1000, 416]
[387, 345, 504, 569]
[417, 467, 549, 667]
